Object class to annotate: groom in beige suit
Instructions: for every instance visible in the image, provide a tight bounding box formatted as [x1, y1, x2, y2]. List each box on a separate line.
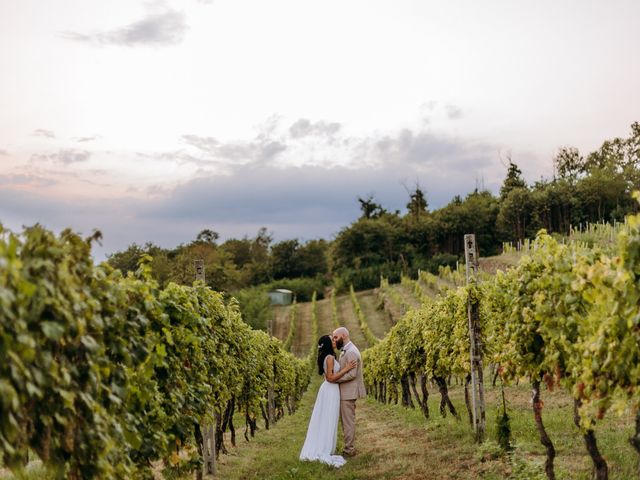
[332, 327, 366, 457]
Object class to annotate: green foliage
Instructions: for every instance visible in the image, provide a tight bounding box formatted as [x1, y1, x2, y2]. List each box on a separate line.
[365, 205, 640, 472]
[331, 215, 404, 272]
[0, 225, 310, 479]
[304, 292, 320, 371]
[553, 146, 584, 181]
[234, 285, 272, 330]
[357, 194, 387, 219]
[499, 160, 527, 199]
[106, 229, 328, 295]
[406, 184, 428, 220]
[283, 301, 298, 352]
[271, 239, 329, 280]
[234, 276, 325, 333]
[497, 187, 531, 242]
[264, 277, 326, 302]
[334, 264, 403, 292]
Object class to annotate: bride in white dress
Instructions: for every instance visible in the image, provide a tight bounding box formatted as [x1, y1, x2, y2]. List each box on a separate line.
[299, 334, 357, 467]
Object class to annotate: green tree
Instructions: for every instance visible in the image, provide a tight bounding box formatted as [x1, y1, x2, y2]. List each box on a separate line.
[331, 215, 402, 271]
[195, 228, 219, 244]
[432, 191, 499, 256]
[554, 147, 584, 182]
[529, 179, 576, 234]
[357, 195, 386, 219]
[497, 187, 532, 242]
[107, 242, 172, 286]
[248, 227, 274, 284]
[271, 239, 300, 279]
[220, 237, 253, 267]
[295, 239, 329, 278]
[499, 160, 527, 199]
[575, 168, 629, 222]
[406, 184, 429, 221]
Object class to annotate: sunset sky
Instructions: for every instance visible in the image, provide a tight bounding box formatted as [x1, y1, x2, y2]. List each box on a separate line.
[1, 0, 639, 258]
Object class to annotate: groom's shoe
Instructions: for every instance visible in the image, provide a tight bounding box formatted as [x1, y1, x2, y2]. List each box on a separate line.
[342, 449, 357, 457]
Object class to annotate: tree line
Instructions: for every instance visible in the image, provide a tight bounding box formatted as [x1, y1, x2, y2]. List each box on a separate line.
[108, 122, 640, 306]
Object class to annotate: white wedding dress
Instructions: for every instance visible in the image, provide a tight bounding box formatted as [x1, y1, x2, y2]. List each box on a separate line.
[299, 355, 346, 468]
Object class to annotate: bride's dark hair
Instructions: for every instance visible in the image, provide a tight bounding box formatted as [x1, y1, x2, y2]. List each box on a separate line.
[317, 335, 335, 375]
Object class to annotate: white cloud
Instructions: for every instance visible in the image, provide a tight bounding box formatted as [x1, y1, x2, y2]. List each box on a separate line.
[62, 8, 188, 47]
[33, 129, 56, 139]
[31, 149, 92, 165]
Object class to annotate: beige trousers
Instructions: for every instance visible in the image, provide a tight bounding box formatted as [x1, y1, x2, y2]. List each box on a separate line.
[340, 399, 356, 454]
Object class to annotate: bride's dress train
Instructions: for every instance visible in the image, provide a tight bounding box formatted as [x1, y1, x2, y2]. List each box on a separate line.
[299, 357, 346, 468]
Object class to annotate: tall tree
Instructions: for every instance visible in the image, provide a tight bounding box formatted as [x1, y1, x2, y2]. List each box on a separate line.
[554, 147, 584, 182]
[500, 160, 527, 199]
[270, 239, 300, 279]
[357, 195, 386, 219]
[406, 184, 429, 221]
[497, 188, 532, 242]
[195, 229, 220, 244]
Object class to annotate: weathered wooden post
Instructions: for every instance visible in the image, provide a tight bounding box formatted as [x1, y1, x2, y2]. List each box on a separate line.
[195, 259, 205, 283]
[464, 234, 486, 442]
[195, 260, 217, 477]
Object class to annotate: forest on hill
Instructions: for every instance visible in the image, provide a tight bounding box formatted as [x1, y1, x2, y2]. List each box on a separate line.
[107, 122, 640, 326]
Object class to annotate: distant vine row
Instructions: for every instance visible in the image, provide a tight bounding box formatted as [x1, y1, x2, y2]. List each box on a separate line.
[282, 299, 298, 351]
[348, 285, 378, 347]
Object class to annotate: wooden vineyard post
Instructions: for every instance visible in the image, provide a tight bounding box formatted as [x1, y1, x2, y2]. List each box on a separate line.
[464, 234, 486, 442]
[195, 260, 217, 477]
[202, 423, 216, 477]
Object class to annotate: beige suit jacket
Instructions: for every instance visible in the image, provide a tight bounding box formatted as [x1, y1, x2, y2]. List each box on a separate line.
[337, 342, 367, 400]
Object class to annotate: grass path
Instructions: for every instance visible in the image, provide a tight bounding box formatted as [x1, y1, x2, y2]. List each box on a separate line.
[210, 376, 509, 480]
[210, 376, 460, 480]
[391, 284, 421, 310]
[315, 297, 334, 337]
[336, 294, 368, 348]
[271, 304, 292, 342]
[291, 301, 312, 357]
[7, 378, 638, 479]
[356, 290, 393, 339]
[207, 375, 640, 480]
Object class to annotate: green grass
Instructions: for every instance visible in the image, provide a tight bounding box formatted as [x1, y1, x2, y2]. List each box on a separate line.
[356, 290, 393, 339]
[3, 377, 638, 479]
[202, 375, 639, 480]
[205, 376, 364, 480]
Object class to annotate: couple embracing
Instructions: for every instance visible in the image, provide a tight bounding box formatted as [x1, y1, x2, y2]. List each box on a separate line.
[299, 327, 366, 468]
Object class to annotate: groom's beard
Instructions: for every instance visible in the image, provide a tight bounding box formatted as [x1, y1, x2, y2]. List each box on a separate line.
[336, 339, 344, 350]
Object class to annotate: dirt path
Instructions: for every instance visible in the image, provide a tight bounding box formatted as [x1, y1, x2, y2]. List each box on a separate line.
[336, 294, 368, 348]
[357, 290, 393, 339]
[315, 297, 334, 337]
[271, 304, 291, 341]
[211, 377, 510, 480]
[291, 301, 312, 357]
[392, 284, 421, 310]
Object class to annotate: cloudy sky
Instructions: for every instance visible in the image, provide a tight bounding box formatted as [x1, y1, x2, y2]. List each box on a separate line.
[1, 0, 639, 258]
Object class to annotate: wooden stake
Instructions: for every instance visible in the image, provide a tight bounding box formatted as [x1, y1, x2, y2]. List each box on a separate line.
[195, 260, 216, 476]
[464, 234, 486, 442]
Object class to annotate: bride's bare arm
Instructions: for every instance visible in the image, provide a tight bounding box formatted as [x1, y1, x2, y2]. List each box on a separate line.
[325, 356, 357, 383]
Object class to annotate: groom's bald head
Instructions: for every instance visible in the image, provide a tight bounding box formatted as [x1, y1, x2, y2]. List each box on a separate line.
[332, 327, 350, 349]
[333, 327, 349, 338]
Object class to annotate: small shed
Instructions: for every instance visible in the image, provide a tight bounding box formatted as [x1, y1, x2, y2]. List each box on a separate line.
[268, 289, 293, 305]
